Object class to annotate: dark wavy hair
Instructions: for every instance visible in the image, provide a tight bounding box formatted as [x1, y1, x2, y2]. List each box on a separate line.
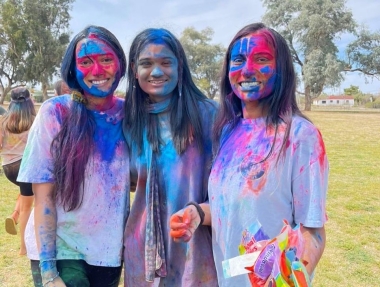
[52, 25, 126, 211]
[1, 88, 36, 134]
[213, 22, 308, 160]
[124, 28, 208, 154]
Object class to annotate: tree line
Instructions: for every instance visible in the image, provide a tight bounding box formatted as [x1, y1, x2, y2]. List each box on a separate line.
[1, 0, 379, 110]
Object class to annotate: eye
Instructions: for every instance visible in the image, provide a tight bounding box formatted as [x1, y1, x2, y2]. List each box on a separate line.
[230, 55, 244, 65]
[162, 60, 173, 66]
[101, 57, 114, 64]
[257, 57, 269, 63]
[139, 61, 151, 67]
[77, 58, 93, 67]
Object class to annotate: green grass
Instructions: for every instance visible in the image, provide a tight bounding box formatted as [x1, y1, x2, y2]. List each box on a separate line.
[306, 111, 380, 287]
[1, 110, 379, 286]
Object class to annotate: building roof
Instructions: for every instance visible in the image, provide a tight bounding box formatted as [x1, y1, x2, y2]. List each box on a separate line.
[327, 95, 354, 100]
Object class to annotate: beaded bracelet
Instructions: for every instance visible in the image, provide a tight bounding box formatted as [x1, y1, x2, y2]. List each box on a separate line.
[185, 201, 205, 226]
[42, 272, 59, 287]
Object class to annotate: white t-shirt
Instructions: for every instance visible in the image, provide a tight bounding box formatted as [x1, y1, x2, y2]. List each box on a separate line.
[25, 209, 39, 260]
[209, 115, 329, 286]
[18, 95, 130, 267]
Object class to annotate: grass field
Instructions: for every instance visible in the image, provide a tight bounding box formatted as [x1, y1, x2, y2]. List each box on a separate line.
[1, 110, 379, 286]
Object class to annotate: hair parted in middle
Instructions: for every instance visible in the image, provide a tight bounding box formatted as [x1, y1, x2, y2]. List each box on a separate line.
[212, 22, 308, 158]
[61, 25, 126, 93]
[124, 28, 211, 155]
[52, 25, 126, 211]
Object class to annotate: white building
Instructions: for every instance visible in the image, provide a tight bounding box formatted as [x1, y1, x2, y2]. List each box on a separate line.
[313, 95, 355, 106]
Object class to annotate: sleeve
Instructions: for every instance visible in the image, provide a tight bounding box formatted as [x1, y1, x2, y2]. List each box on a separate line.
[291, 123, 329, 228]
[17, 100, 64, 183]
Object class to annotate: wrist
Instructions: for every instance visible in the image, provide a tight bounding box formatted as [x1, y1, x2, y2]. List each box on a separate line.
[185, 201, 205, 226]
[40, 260, 58, 280]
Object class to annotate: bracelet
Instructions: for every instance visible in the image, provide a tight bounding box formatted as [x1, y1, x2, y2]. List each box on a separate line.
[185, 201, 205, 226]
[42, 272, 59, 287]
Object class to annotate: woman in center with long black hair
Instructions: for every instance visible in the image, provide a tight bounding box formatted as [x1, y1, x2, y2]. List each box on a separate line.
[123, 28, 218, 286]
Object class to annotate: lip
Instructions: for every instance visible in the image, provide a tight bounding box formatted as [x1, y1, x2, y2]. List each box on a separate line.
[90, 79, 110, 86]
[148, 79, 168, 84]
[239, 80, 260, 92]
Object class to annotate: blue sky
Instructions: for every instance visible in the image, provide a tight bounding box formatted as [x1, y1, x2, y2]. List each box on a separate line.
[69, 0, 380, 95]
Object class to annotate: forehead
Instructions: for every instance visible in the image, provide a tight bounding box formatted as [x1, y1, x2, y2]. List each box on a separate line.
[231, 32, 275, 55]
[75, 37, 115, 58]
[139, 43, 176, 59]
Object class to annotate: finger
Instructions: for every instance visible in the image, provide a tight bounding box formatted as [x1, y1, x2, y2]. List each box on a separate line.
[170, 229, 187, 238]
[169, 214, 184, 227]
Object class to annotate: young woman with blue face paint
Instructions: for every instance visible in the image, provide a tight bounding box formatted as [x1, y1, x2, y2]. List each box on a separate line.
[123, 28, 218, 286]
[18, 26, 129, 287]
[170, 23, 328, 286]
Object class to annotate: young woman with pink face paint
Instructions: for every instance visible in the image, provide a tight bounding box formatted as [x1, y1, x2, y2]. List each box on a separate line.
[18, 26, 129, 287]
[170, 23, 328, 287]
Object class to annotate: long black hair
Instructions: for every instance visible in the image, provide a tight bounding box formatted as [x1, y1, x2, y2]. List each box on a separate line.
[213, 22, 308, 159]
[51, 25, 126, 211]
[124, 28, 208, 155]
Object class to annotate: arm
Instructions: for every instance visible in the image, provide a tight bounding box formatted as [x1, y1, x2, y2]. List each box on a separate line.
[301, 225, 326, 276]
[33, 183, 66, 287]
[170, 202, 211, 242]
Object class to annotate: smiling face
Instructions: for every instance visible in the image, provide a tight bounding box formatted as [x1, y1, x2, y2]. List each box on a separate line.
[75, 36, 120, 98]
[136, 43, 179, 103]
[229, 32, 276, 104]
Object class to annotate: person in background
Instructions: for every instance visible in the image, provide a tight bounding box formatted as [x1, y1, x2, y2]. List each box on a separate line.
[0, 87, 36, 256]
[53, 79, 71, 96]
[18, 25, 129, 287]
[170, 22, 328, 286]
[122, 28, 218, 286]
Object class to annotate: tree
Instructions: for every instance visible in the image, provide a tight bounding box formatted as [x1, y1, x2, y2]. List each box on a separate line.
[262, 0, 356, 110]
[23, 0, 72, 101]
[0, 0, 72, 103]
[344, 85, 362, 105]
[0, 0, 28, 103]
[180, 27, 225, 99]
[346, 28, 380, 77]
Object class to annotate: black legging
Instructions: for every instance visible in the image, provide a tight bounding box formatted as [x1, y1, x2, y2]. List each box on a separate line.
[3, 159, 33, 196]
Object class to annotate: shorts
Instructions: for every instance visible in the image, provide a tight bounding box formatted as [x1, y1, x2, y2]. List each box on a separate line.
[57, 259, 122, 287]
[3, 160, 33, 196]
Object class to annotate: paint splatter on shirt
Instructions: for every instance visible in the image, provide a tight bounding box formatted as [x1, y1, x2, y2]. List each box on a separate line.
[123, 99, 218, 286]
[18, 95, 130, 267]
[209, 115, 328, 286]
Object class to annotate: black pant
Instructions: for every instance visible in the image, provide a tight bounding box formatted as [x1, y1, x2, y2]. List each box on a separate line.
[57, 260, 122, 287]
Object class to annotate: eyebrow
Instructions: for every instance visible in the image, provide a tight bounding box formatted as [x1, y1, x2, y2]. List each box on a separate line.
[76, 52, 115, 59]
[138, 56, 174, 61]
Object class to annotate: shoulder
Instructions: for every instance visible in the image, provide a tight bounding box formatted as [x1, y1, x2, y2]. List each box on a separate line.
[39, 95, 71, 113]
[289, 115, 326, 151]
[290, 115, 321, 138]
[197, 99, 219, 119]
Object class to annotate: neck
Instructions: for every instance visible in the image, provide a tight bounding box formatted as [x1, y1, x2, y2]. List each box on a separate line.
[85, 93, 116, 112]
[241, 100, 267, 119]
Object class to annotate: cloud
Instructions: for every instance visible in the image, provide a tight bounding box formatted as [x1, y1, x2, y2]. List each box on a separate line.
[68, 0, 380, 95]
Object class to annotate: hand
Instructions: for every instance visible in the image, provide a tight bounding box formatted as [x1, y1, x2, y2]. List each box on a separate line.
[169, 205, 201, 243]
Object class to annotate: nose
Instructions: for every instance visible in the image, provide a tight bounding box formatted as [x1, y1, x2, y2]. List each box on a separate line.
[151, 66, 164, 77]
[242, 60, 255, 78]
[92, 62, 104, 76]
